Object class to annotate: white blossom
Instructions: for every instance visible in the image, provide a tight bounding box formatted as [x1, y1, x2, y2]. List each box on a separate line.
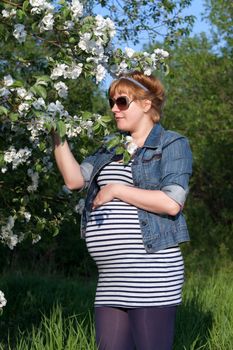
[50, 64, 68, 80]
[4, 74, 14, 87]
[42, 156, 53, 171]
[16, 88, 33, 100]
[125, 47, 135, 58]
[78, 33, 94, 52]
[27, 169, 39, 192]
[94, 15, 116, 39]
[30, 0, 54, 14]
[154, 48, 169, 58]
[78, 32, 105, 60]
[125, 136, 138, 155]
[144, 67, 152, 76]
[18, 102, 30, 115]
[32, 97, 46, 110]
[0, 216, 18, 250]
[95, 64, 106, 83]
[80, 120, 93, 137]
[0, 291, 7, 309]
[54, 82, 68, 99]
[74, 198, 85, 214]
[2, 9, 16, 18]
[4, 146, 32, 170]
[65, 63, 83, 79]
[111, 60, 129, 76]
[64, 20, 74, 30]
[16, 88, 27, 98]
[1, 167, 7, 174]
[51, 62, 83, 81]
[47, 100, 68, 117]
[70, 0, 83, 20]
[32, 235, 41, 244]
[24, 212, 31, 222]
[66, 125, 82, 138]
[13, 24, 27, 43]
[39, 13, 54, 32]
[0, 87, 10, 98]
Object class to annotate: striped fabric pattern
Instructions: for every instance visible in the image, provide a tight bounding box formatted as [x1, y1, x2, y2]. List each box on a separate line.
[85, 161, 184, 307]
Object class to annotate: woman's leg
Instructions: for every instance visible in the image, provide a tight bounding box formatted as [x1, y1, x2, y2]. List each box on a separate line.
[128, 306, 177, 350]
[95, 306, 135, 350]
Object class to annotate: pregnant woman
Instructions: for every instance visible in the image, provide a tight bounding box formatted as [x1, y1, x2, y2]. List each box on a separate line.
[53, 71, 192, 350]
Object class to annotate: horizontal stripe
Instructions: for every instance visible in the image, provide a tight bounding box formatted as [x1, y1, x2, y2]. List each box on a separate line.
[86, 161, 184, 307]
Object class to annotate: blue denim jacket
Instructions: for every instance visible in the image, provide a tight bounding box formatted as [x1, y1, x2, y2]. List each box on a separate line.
[79, 123, 192, 253]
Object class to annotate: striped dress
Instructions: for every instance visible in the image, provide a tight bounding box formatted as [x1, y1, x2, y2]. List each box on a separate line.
[85, 160, 184, 308]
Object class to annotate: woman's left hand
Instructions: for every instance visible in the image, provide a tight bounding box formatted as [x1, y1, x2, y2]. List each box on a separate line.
[92, 183, 122, 209]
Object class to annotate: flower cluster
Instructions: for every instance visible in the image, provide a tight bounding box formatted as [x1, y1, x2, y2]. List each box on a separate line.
[0, 0, 170, 310]
[0, 216, 18, 250]
[0, 291, 7, 310]
[109, 47, 169, 76]
[27, 169, 39, 193]
[3, 146, 32, 172]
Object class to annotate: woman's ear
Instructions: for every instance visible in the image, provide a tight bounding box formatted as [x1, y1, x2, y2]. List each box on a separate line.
[142, 99, 152, 113]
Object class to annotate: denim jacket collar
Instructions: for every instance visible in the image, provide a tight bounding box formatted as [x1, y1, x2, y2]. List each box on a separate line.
[143, 123, 163, 149]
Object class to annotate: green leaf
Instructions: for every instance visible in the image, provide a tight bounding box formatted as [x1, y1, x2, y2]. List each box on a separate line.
[123, 151, 131, 164]
[35, 163, 42, 172]
[69, 37, 76, 44]
[44, 121, 55, 132]
[162, 63, 170, 75]
[39, 142, 46, 151]
[81, 111, 92, 120]
[0, 154, 5, 167]
[36, 220, 45, 232]
[11, 80, 24, 88]
[17, 9, 26, 21]
[9, 113, 19, 122]
[115, 145, 125, 155]
[92, 123, 101, 132]
[0, 106, 8, 116]
[106, 136, 120, 149]
[100, 115, 113, 123]
[53, 227, 60, 237]
[57, 120, 67, 138]
[31, 85, 47, 99]
[35, 75, 51, 85]
[23, 0, 29, 12]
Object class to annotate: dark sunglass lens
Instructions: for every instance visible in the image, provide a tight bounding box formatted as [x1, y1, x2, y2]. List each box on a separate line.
[109, 98, 115, 109]
[116, 97, 128, 109]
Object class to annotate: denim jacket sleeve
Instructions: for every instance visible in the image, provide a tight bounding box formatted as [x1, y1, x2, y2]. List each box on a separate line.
[80, 156, 95, 189]
[160, 135, 192, 206]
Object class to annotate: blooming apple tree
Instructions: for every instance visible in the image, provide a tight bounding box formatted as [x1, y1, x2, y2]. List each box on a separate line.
[0, 0, 169, 310]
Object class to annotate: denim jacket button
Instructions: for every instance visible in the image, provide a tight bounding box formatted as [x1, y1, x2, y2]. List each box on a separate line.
[142, 220, 147, 226]
[147, 244, 152, 249]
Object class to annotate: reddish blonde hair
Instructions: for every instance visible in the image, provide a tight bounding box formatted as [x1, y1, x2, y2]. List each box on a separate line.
[108, 71, 165, 123]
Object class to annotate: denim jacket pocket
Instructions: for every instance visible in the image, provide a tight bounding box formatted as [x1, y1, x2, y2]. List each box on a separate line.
[141, 149, 162, 184]
[141, 148, 162, 162]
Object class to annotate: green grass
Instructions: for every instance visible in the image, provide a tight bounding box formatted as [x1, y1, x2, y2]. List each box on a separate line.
[0, 261, 233, 349]
[1, 306, 97, 350]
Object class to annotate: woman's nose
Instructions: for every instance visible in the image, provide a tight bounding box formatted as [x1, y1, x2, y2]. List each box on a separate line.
[111, 102, 120, 112]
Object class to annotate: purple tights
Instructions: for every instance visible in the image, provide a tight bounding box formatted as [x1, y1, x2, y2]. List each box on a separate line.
[95, 305, 177, 350]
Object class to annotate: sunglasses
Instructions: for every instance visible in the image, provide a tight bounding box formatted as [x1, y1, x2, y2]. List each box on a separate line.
[109, 96, 134, 110]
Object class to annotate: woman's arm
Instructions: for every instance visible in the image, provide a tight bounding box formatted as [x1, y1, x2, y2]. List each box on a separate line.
[92, 136, 192, 216]
[53, 133, 85, 190]
[92, 184, 180, 216]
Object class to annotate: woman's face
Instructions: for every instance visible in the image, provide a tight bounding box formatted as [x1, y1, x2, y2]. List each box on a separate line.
[110, 92, 151, 133]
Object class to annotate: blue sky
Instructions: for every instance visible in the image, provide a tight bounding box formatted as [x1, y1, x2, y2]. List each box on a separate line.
[108, 0, 211, 51]
[101, 0, 211, 87]
[184, 0, 211, 36]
